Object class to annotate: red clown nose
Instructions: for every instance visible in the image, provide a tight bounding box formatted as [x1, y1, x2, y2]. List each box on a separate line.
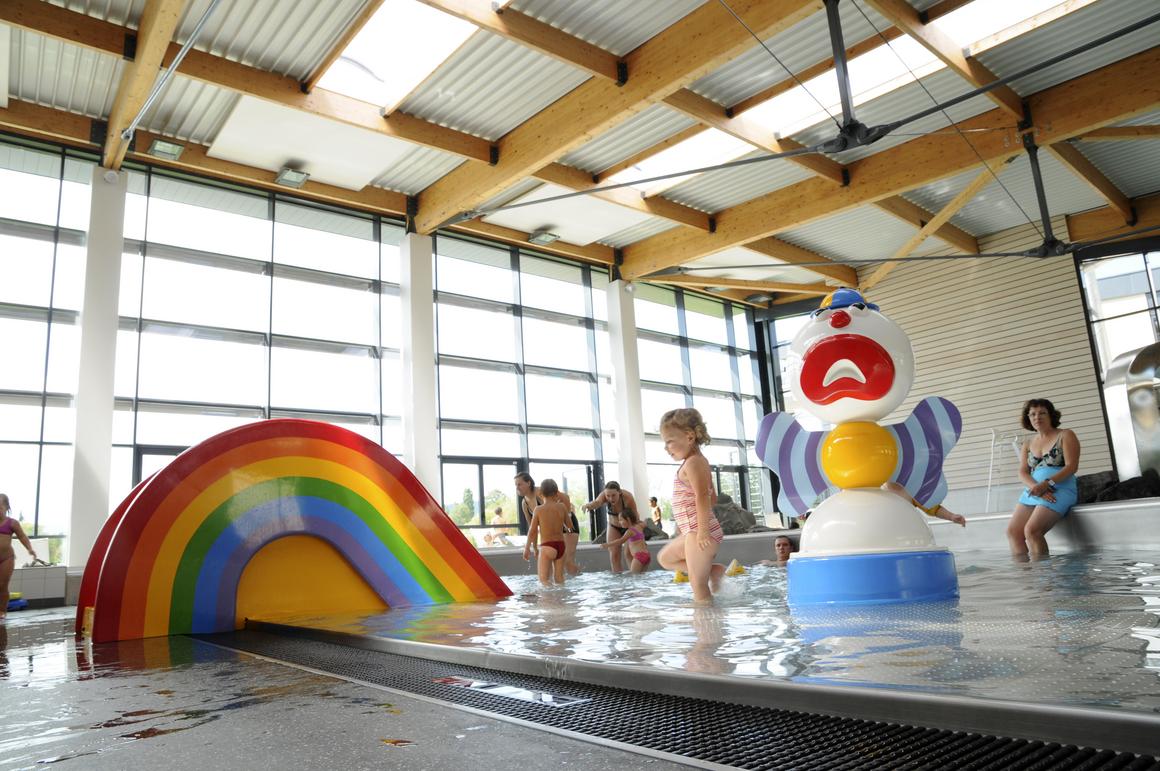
[829, 310, 851, 328]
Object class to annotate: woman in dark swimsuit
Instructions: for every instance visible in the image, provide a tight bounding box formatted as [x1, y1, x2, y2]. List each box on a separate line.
[0, 494, 38, 619]
[583, 481, 639, 573]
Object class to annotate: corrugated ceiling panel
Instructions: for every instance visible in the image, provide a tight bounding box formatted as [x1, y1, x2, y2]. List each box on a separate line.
[681, 247, 825, 284]
[8, 28, 123, 118]
[559, 105, 697, 173]
[689, 1, 892, 108]
[508, 0, 706, 57]
[661, 151, 815, 214]
[975, 0, 1159, 97]
[1074, 109, 1160, 199]
[372, 145, 466, 196]
[597, 217, 679, 248]
[400, 32, 589, 141]
[140, 75, 238, 144]
[903, 151, 1107, 237]
[476, 178, 545, 215]
[778, 204, 931, 262]
[791, 68, 995, 165]
[47, 0, 368, 81]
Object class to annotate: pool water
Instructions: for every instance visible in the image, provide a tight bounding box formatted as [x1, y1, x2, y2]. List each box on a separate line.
[273, 550, 1160, 713]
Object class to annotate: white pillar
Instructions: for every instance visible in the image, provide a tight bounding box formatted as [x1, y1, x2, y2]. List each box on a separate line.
[68, 167, 127, 567]
[606, 280, 649, 499]
[399, 231, 441, 496]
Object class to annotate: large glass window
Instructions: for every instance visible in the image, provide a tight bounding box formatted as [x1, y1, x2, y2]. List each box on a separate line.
[1080, 252, 1160, 377]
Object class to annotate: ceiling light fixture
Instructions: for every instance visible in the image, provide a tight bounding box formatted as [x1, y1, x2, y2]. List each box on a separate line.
[745, 293, 773, 304]
[147, 138, 185, 161]
[527, 229, 560, 245]
[275, 166, 310, 189]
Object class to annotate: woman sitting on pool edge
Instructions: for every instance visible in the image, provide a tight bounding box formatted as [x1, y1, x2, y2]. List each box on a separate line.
[1007, 398, 1080, 559]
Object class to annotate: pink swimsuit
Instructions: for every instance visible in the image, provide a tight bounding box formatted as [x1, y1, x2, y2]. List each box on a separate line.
[672, 465, 723, 544]
[0, 517, 15, 536]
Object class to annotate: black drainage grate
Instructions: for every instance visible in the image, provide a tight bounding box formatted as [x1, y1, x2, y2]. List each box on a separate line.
[199, 629, 1160, 771]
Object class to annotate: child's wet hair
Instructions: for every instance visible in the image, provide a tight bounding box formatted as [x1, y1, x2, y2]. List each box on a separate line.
[620, 508, 639, 526]
[659, 407, 711, 445]
[540, 478, 558, 497]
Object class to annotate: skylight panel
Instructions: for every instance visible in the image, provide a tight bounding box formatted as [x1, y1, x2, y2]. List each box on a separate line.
[931, 0, 1086, 51]
[315, 0, 476, 111]
[605, 129, 754, 197]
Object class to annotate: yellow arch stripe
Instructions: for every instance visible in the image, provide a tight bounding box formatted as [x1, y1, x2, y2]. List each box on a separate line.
[141, 456, 475, 637]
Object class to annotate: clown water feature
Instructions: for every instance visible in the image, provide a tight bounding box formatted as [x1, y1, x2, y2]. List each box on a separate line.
[757, 288, 961, 604]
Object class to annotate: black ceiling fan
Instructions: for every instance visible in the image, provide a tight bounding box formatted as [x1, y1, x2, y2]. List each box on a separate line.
[442, 0, 1160, 268]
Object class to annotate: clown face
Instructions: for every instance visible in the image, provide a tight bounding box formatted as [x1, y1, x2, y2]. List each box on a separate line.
[787, 301, 914, 424]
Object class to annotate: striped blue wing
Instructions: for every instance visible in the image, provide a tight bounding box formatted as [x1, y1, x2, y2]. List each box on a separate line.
[885, 397, 962, 508]
[755, 412, 831, 517]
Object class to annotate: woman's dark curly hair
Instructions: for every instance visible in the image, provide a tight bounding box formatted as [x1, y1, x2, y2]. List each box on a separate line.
[1021, 398, 1061, 431]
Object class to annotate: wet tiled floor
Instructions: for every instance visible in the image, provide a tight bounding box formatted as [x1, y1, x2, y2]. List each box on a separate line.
[0, 608, 683, 770]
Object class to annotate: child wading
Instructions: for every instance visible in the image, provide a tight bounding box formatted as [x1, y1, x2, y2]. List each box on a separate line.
[656, 408, 725, 601]
[602, 509, 651, 573]
[522, 478, 569, 586]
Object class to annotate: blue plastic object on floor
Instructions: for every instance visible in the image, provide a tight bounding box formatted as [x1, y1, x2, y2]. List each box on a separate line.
[7, 598, 29, 611]
[788, 550, 959, 605]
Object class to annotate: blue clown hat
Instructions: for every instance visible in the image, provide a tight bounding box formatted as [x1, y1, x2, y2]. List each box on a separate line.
[814, 287, 879, 315]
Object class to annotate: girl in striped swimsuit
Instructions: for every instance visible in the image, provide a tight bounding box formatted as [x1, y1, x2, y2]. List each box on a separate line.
[656, 408, 725, 602]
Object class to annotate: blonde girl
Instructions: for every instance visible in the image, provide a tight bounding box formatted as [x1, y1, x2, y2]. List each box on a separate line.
[656, 409, 725, 601]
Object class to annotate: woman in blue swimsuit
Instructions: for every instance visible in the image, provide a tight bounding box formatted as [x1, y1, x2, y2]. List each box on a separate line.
[1006, 399, 1080, 559]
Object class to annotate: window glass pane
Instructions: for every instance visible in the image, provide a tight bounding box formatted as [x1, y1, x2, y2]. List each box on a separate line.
[0, 318, 48, 391]
[683, 294, 729, 345]
[774, 313, 810, 346]
[380, 291, 401, 350]
[522, 316, 590, 371]
[1081, 254, 1150, 322]
[525, 374, 592, 429]
[634, 284, 678, 334]
[36, 444, 72, 536]
[45, 321, 80, 394]
[641, 387, 683, 435]
[0, 443, 40, 525]
[137, 330, 266, 404]
[718, 468, 742, 505]
[737, 353, 759, 397]
[381, 351, 401, 417]
[732, 306, 753, 350]
[0, 145, 61, 226]
[109, 446, 134, 513]
[598, 379, 618, 462]
[272, 274, 376, 345]
[591, 270, 608, 322]
[602, 431, 618, 464]
[51, 244, 86, 311]
[638, 338, 685, 386]
[146, 176, 271, 260]
[527, 431, 596, 460]
[593, 326, 612, 378]
[274, 202, 377, 278]
[688, 344, 734, 392]
[703, 442, 744, 465]
[143, 257, 270, 331]
[527, 462, 591, 540]
[436, 304, 517, 361]
[742, 397, 762, 442]
[119, 251, 144, 318]
[113, 405, 135, 444]
[436, 238, 513, 303]
[647, 463, 680, 518]
[481, 463, 519, 527]
[1091, 311, 1158, 376]
[135, 408, 258, 446]
[382, 417, 402, 453]
[439, 365, 519, 423]
[645, 437, 672, 464]
[114, 330, 140, 399]
[0, 400, 43, 441]
[381, 223, 404, 285]
[693, 393, 739, 441]
[442, 463, 482, 526]
[441, 427, 521, 457]
[42, 403, 76, 443]
[58, 158, 94, 232]
[270, 346, 378, 414]
[520, 256, 585, 316]
[124, 171, 148, 240]
[0, 235, 54, 307]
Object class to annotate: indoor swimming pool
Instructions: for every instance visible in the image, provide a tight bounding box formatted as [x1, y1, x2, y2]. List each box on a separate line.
[269, 550, 1160, 714]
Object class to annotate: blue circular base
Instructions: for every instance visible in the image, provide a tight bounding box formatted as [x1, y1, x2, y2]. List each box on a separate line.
[787, 550, 959, 606]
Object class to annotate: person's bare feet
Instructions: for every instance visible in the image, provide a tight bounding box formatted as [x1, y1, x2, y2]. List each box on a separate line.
[708, 563, 726, 593]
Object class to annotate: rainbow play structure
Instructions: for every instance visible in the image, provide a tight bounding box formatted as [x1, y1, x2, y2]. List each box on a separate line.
[756, 288, 961, 605]
[77, 419, 511, 643]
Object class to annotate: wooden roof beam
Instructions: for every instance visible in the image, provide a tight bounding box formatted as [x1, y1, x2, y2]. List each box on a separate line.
[1076, 125, 1160, 141]
[102, 0, 185, 169]
[872, 196, 979, 254]
[301, 0, 385, 93]
[652, 274, 831, 295]
[1066, 193, 1160, 245]
[618, 44, 1160, 278]
[744, 237, 858, 286]
[531, 164, 713, 231]
[412, 0, 824, 234]
[1045, 142, 1135, 224]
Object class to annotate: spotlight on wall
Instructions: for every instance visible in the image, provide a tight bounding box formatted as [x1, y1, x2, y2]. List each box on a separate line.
[275, 166, 310, 189]
[527, 229, 560, 246]
[745, 293, 773, 304]
[147, 138, 185, 161]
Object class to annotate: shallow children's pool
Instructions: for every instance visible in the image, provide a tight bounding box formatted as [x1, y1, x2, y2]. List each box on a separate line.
[269, 550, 1160, 714]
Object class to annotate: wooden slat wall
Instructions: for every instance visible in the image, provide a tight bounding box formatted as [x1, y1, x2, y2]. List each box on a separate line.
[860, 217, 1112, 512]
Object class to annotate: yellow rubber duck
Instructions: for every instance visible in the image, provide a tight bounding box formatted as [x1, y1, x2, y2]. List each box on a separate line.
[673, 570, 689, 583]
[725, 558, 746, 577]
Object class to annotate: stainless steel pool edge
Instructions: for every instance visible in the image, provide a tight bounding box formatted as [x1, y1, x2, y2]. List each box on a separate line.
[245, 619, 1160, 758]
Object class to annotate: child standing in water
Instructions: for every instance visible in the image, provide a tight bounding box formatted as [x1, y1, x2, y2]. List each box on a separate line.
[657, 408, 725, 602]
[523, 478, 569, 586]
[602, 510, 651, 573]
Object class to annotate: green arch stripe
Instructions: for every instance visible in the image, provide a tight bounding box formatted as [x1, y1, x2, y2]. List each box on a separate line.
[169, 476, 452, 631]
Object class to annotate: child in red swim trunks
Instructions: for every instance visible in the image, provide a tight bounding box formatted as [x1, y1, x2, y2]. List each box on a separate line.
[602, 510, 651, 573]
[523, 478, 569, 586]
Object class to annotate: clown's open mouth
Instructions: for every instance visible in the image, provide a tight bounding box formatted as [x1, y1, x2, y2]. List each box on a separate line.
[799, 334, 894, 404]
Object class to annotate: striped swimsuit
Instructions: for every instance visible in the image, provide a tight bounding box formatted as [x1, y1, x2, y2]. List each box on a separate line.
[672, 464, 724, 544]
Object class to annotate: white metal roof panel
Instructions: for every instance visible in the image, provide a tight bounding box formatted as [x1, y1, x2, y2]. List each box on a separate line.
[597, 217, 679, 248]
[974, 0, 1159, 97]
[1074, 110, 1160, 200]
[778, 204, 941, 263]
[660, 151, 815, 214]
[689, 1, 892, 108]
[48, 0, 369, 81]
[508, 0, 706, 58]
[476, 178, 545, 215]
[681, 246, 827, 284]
[902, 151, 1108, 238]
[559, 104, 697, 174]
[8, 27, 122, 118]
[399, 31, 590, 141]
[140, 75, 238, 144]
[372, 145, 466, 196]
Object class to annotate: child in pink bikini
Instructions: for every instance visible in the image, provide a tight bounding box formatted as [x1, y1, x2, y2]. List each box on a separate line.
[657, 408, 725, 602]
[602, 509, 651, 573]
